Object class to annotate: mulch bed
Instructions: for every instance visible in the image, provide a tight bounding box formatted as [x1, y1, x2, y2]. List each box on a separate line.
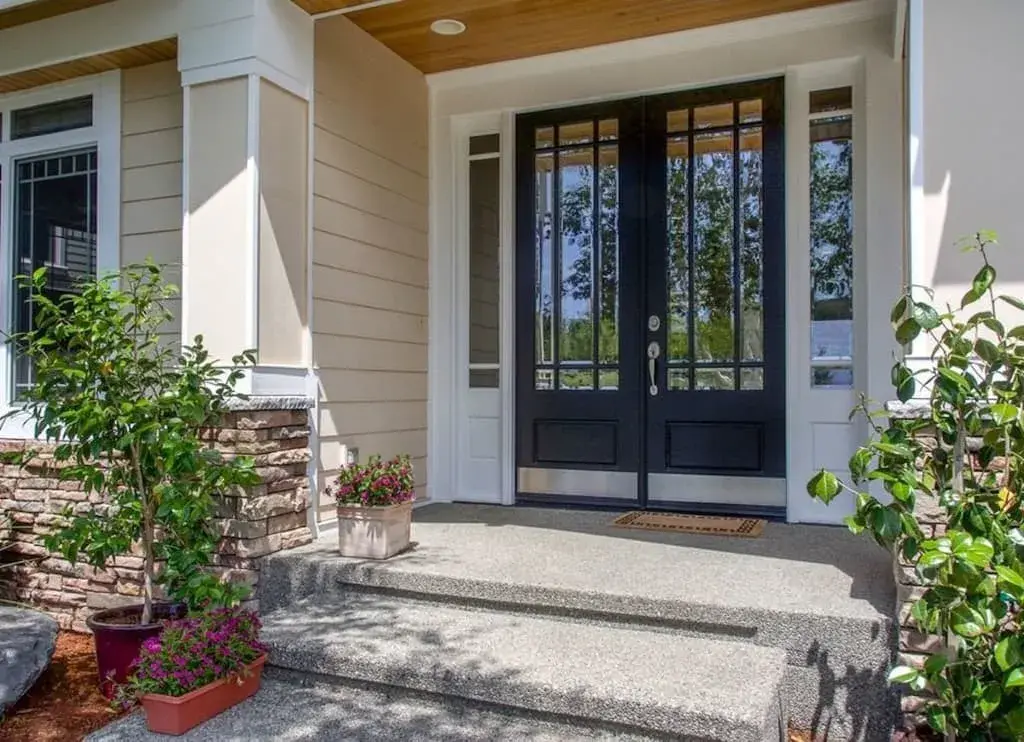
[0, 632, 125, 742]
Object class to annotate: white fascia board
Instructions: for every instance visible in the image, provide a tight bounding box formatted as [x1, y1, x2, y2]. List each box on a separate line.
[427, 0, 892, 90]
[0, 0, 256, 77]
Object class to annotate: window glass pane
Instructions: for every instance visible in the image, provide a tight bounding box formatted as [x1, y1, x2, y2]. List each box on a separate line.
[810, 87, 853, 114]
[13, 148, 98, 394]
[559, 369, 594, 390]
[739, 127, 763, 362]
[693, 130, 734, 363]
[666, 137, 690, 362]
[535, 127, 554, 149]
[558, 147, 594, 364]
[598, 369, 619, 390]
[535, 368, 554, 390]
[535, 152, 555, 370]
[810, 93, 853, 389]
[470, 369, 499, 389]
[469, 157, 500, 368]
[11, 96, 92, 140]
[668, 368, 690, 391]
[740, 367, 764, 391]
[597, 145, 619, 364]
[469, 133, 500, 156]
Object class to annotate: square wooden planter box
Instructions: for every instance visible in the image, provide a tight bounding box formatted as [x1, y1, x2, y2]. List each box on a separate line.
[337, 500, 412, 559]
[140, 655, 266, 736]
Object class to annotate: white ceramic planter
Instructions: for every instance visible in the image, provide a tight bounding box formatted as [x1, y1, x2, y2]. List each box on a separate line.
[336, 501, 413, 559]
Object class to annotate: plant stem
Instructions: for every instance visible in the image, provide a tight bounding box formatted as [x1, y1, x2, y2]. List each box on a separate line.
[132, 441, 155, 625]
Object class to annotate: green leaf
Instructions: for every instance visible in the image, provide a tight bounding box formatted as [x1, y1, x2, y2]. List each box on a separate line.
[890, 295, 909, 328]
[895, 317, 922, 345]
[892, 364, 916, 403]
[999, 294, 1024, 311]
[995, 637, 1019, 671]
[1004, 668, 1024, 689]
[974, 337, 1001, 364]
[917, 550, 948, 569]
[950, 605, 986, 638]
[925, 707, 948, 734]
[913, 302, 941, 330]
[996, 566, 1024, 592]
[887, 666, 920, 685]
[990, 403, 1020, 426]
[974, 264, 996, 296]
[959, 537, 994, 568]
[978, 683, 1002, 718]
[807, 470, 841, 504]
[923, 654, 948, 676]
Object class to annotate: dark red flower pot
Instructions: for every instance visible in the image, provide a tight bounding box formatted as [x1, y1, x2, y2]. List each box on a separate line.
[141, 655, 266, 736]
[87, 602, 187, 698]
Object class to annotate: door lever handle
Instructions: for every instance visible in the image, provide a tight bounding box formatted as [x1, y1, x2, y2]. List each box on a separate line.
[647, 341, 660, 396]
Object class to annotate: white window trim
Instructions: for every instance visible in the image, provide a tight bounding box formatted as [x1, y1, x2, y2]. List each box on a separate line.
[0, 71, 121, 437]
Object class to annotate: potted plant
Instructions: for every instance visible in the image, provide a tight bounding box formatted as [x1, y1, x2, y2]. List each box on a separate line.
[4, 263, 261, 697]
[115, 607, 267, 735]
[330, 454, 416, 559]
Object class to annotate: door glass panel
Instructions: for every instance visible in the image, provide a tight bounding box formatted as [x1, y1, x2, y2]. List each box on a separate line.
[534, 152, 555, 375]
[558, 147, 594, 365]
[532, 120, 622, 392]
[667, 109, 689, 133]
[695, 368, 735, 391]
[666, 137, 689, 363]
[739, 99, 762, 124]
[536, 127, 555, 149]
[668, 368, 690, 391]
[694, 103, 733, 129]
[739, 127, 763, 362]
[693, 130, 734, 364]
[598, 119, 618, 141]
[559, 121, 593, 146]
[740, 367, 764, 391]
[597, 145, 619, 363]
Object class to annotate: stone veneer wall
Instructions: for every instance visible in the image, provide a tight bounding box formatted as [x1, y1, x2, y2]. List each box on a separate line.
[0, 397, 314, 632]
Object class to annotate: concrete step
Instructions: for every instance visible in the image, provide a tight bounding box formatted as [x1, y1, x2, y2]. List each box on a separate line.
[260, 591, 788, 742]
[87, 672, 668, 742]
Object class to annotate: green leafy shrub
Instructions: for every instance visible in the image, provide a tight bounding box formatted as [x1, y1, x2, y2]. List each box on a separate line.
[4, 263, 261, 622]
[808, 233, 1024, 739]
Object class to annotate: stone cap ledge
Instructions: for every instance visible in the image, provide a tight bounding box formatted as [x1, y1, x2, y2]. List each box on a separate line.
[224, 396, 314, 412]
[885, 400, 931, 419]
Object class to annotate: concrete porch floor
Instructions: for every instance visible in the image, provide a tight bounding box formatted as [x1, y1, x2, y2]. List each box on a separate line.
[288, 503, 894, 624]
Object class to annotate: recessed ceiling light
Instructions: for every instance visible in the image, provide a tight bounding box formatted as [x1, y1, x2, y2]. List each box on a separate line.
[430, 18, 466, 36]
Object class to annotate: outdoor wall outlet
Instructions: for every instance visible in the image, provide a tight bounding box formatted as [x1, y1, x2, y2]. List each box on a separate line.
[345, 447, 359, 466]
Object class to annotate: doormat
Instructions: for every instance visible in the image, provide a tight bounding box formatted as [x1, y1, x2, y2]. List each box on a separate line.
[611, 511, 766, 538]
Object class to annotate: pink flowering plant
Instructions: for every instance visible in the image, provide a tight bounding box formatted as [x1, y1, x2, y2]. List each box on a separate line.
[115, 608, 265, 705]
[331, 454, 416, 507]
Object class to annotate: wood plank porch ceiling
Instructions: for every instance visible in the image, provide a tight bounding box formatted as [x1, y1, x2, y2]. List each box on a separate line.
[298, 0, 851, 74]
[0, 0, 114, 31]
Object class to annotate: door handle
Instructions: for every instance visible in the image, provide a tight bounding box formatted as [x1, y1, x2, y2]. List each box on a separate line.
[647, 341, 660, 396]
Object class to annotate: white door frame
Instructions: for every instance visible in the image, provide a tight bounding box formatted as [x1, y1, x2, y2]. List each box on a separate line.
[428, 0, 902, 522]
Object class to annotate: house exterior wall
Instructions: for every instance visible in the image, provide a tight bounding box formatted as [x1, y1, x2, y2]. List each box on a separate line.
[258, 78, 309, 366]
[312, 15, 429, 512]
[913, 0, 1024, 354]
[120, 60, 183, 336]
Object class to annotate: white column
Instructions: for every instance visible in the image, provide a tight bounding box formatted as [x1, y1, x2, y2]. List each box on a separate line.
[178, 0, 314, 395]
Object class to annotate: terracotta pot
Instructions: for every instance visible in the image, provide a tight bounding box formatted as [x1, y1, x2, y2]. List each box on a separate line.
[336, 500, 413, 559]
[141, 655, 266, 736]
[87, 602, 187, 699]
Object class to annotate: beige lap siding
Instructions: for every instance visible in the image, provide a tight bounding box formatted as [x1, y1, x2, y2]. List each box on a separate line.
[312, 16, 429, 513]
[120, 60, 184, 337]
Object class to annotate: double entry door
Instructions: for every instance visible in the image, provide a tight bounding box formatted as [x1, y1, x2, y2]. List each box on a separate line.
[515, 79, 786, 514]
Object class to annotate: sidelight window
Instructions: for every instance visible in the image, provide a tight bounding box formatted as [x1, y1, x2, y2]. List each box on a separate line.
[533, 119, 620, 391]
[468, 134, 502, 389]
[665, 100, 765, 391]
[808, 86, 854, 389]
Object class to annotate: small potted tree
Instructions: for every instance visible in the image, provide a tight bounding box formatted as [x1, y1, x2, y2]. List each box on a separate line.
[4, 263, 260, 696]
[116, 607, 267, 735]
[331, 455, 415, 559]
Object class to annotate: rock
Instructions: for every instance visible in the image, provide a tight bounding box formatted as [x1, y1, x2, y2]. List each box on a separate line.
[0, 606, 58, 715]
